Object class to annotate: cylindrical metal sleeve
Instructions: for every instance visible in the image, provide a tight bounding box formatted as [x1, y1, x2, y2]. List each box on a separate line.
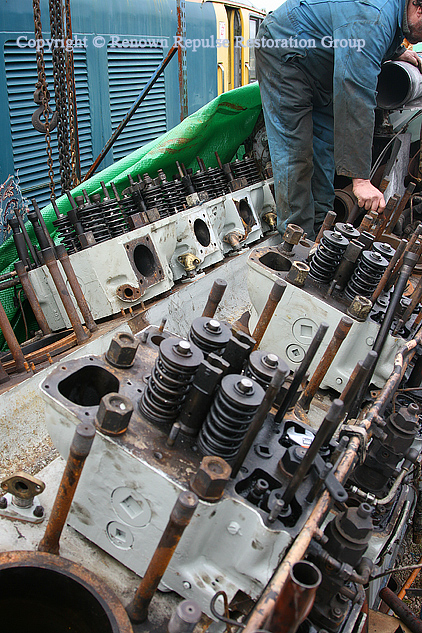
[32, 198, 55, 249]
[315, 211, 336, 245]
[127, 491, 198, 623]
[379, 587, 422, 633]
[299, 317, 353, 411]
[38, 422, 96, 555]
[0, 298, 25, 372]
[202, 279, 227, 318]
[14, 261, 51, 335]
[252, 280, 286, 350]
[55, 244, 98, 332]
[168, 600, 202, 633]
[41, 247, 90, 344]
[14, 208, 41, 267]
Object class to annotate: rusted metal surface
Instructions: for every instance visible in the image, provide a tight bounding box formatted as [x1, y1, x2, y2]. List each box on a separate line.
[125, 234, 165, 290]
[202, 278, 227, 318]
[358, 213, 376, 233]
[14, 207, 41, 267]
[286, 261, 310, 287]
[347, 295, 373, 321]
[371, 239, 407, 303]
[299, 316, 353, 411]
[177, 0, 188, 120]
[190, 455, 231, 501]
[252, 279, 286, 349]
[315, 211, 337, 245]
[1, 330, 77, 372]
[14, 260, 51, 335]
[379, 588, 422, 633]
[126, 490, 198, 623]
[42, 247, 90, 344]
[267, 561, 321, 633]
[56, 244, 98, 332]
[38, 421, 96, 555]
[388, 224, 422, 290]
[397, 273, 422, 329]
[339, 351, 378, 415]
[116, 283, 142, 302]
[0, 278, 20, 291]
[0, 550, 133, 633]
[0, 297, 25, 372]
[386, 182, 416, 234]
[0, 359, 9, 383]
[372, 194, 400, 241]
[243, 333, 422, 633]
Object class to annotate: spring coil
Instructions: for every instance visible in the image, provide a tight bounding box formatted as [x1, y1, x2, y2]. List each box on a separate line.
[245, 350, 288, 390]
[139, 337, 203, 425]
[197, 375, 265, 462]
[372, 241, 396, 261]
[52, 214, 78, 254]
[308, 230, 349, 283]
[334, 222, 360, 241]
[188, 317, 231, 357]
[345, 250, 389, 300]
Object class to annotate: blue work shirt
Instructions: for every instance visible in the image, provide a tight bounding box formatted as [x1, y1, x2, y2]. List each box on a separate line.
[257, 0, 406, 179]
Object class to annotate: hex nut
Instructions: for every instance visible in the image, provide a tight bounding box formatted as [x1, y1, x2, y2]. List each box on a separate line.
[286, 261, 310, 287]
[106, 332, 139, 368]
[336, 503, 373, 542]
[96, 393, 134, 436]
[283, 224, 303, 245]
[347, 295, 373, 322]
[190, 456, 231, 502]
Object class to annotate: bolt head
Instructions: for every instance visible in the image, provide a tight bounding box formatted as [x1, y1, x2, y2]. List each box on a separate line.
[176, 340, 192, 355]
[236, 378, 254, 394]
[205, 319, 221, 333]
[190, 456, 231, 502]
[95, 392, 134, 435]
[33, 505, 44, 518]
[0, 497, 7, 509]
[263, 353, 279, 368]
[106, 332, 139, 368]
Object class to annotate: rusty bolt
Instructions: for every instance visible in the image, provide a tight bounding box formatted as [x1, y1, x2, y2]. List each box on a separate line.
[347, 295, 373, 322]
[286, 261, 310, 287]
[96, 392, 134, 436]
[190, 456, 231, 502]
[282, 224, 303, 246]
[33, 505, 44, 518]
[106, 332, 139, 368]
[0, 497, 7, 509]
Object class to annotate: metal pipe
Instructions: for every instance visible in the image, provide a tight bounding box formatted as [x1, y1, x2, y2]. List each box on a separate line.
[314, 211, 336, 245]
[243, 335, 421, 633]
[41, 247, 90, 344]
[386, 182, 416, 234]
[339, 351, 378, 416]
[8, 218, 31, 268]
[377, 60, 422, 109]
[0, 278, 20, 291]
[371, 239, 407, 303]
[55, 244, 97, 332]
[231, 366, 290, 478]
[84, 45, 177, 181]
[252, 280, 286, 350]
[0, 298, 25, 372]
[202, 278, 227, 318]
[266, 561, 322, 633]
[282, 399, 344, 507]
[274, 322, 329, 424]
[14, 260, 51, 336]
[168, 600, 202, 633]
[126, 491, 198, 623]
[298, 317, 353, 411]
[13, 208, 41, 267]
[379, 587, 422, 633]
[38, 422, 96, 555]
[31, 198, 56, 249]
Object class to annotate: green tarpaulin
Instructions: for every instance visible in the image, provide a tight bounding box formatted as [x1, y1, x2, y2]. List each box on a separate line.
[0, 83, 262, 345]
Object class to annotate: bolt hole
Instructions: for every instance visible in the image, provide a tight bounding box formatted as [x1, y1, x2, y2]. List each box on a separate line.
[154, 452, 163, 460]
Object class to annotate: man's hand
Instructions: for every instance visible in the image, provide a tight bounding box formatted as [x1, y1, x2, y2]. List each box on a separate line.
[396, 49, 422, 71]
[352, 179, 386, 213]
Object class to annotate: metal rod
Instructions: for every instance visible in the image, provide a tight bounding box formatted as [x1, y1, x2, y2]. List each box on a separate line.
[41, 247, 90, 344]
[84, 45, 178, 181]
[394, 273, 422, 334]
[274, 322, 329, 424]
[126, 491, 198, 623]
[379, 587, 422, 633]
[243, 335, 422, 633]
[252, 280, 286, 350]
[31, 198, 55, 249]
[13, 208, 41, 267]
[266, 561, 322, 633]
[8, 218, 31, 268]
[0, 298, 25, 372]
[314, 211, 336, 245]
[386, 182, 416, 234]
[358, 213, 376, 234]
[372, 194, 400, 241]
[38, 422, 96, 555]
[14, 260, 51, 336]
[55, 244, 98, 332]
[298, 317, 353, 411]
[371, 239, 407, 303]
[339, 351, 378, 416]
[282, 399, 344, 506]
[387, 223, 422, 290]
[231, 367, 290, 478]
[202, 278, 227, 318]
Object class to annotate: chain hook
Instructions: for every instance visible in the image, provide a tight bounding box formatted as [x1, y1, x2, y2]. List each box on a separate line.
[31, 87, 58, 133]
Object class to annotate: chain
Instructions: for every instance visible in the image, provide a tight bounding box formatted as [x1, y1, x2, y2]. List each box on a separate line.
[32, 0, 56, 200]
[64, 0, 80, 186]
[49, 0, 72, 192]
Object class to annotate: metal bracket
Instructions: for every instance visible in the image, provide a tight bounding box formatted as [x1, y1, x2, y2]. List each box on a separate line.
[313, 454, 348, 503]
[0, 471, 45, 523]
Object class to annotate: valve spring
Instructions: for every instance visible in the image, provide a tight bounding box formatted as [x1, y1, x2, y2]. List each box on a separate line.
[188, 317, 231, 357]
[76, 198, 111, 243]
[52, 214, 78, 254]
[231, 157, 261, 184]
[334, 222, 360, 241]
[161, 179, 186, 214]
[191, 170, 216, 198]
[100, 198, 128, 236]
[245, 350, 287, 390]
[372, 241, 396, 261]
[143, 184, 169, 218]
[197, 375, 265, 462]
[139, 337, 203, 425]
[345, 250, 389, 300]
[308, 230, 350, 283]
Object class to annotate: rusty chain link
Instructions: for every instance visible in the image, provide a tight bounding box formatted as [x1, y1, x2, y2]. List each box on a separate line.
[32, 0, 56, 201]
[64, 0, 80, 186]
